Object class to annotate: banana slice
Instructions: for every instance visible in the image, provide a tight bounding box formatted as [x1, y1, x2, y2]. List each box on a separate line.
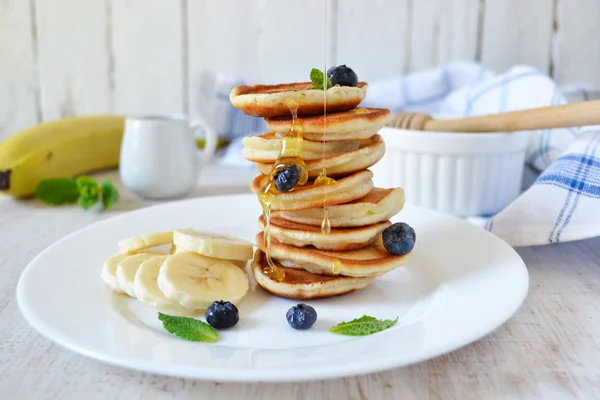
[173, 229, 254, 261]
[101, 253, 132, 293]
[133, 255, 197, 316]
[170, 242, 248, 269]
[116, 253, 159, 297]
[230, 260, 249, 269]
[118, 231, 174, 252]
[157, 251, 249, 309]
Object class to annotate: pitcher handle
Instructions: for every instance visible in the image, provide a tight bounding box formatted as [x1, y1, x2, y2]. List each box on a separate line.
[190, 118, 218, 166]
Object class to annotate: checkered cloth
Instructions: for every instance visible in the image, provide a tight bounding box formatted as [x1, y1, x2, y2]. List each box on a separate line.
[195, 62, 600, 246]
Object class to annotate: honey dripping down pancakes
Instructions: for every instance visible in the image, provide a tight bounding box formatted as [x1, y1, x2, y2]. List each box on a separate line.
[230, 65, 415, 300]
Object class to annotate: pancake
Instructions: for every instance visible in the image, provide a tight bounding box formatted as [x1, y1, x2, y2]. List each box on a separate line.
[230, 82, 368, 118]
[266, 108, 391, 141]
[250, 170, 374, 211]
[256, 233, 412, 277]
[279, 187, 405, 227]
[258, 213, 390, 251]
[242, 132, 360, 163]
[256, 134, 385, 178]
[251, 250, 374, 299]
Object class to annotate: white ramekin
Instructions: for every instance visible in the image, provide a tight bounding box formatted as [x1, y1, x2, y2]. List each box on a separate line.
[371, 127, 530, 217]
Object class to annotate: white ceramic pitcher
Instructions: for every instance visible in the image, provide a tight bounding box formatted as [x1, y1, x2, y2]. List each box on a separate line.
[119, 115, 217, 199]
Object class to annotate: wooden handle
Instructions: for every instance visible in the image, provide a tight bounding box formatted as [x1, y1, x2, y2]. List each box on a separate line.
[423, 100, 600, 133]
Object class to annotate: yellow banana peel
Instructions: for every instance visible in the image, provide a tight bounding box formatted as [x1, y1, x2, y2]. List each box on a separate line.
[0, 115, 125, 198]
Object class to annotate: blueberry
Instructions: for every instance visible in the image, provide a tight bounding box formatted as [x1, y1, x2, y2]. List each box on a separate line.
[274, 162, 301, 192]
[382, 222, 416, 255]
[327, 65, 358, 87]
[205, 300, 239, 329]
[286, 303, 317, 330]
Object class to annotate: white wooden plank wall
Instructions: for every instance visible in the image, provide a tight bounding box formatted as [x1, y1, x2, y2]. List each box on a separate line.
[554, 0, 600, 88]
[187, 0, 260, 123]
[111, 0, 185, 115]
[337, 0, 409, 82]
[0, 0, 39, 137]
[2, 0, 600, 139]
[480, 0, 554, 73]
[409, 0, 480, 71]
[35, 0, 111, 120]
[255, 0, 327, 83]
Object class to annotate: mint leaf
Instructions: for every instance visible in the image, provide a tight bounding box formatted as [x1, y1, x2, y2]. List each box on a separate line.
[310, 67, 324, 85]
[35, 175, 116, 211]
[309, 68, 332, 90]
[158, 313, 218, 343]
[78, 195, 99, 210]
[329, 315, 398, 336]
[76, 176, 99, 198]
[35, 178, 79, 205]
[101, 180, 119, 209]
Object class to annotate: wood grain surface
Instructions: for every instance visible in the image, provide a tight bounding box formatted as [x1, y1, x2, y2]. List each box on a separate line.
[1, 166, 599, 399]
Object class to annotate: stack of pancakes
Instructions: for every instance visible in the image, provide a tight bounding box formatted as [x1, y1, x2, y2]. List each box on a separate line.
[230, 80, 411, 299]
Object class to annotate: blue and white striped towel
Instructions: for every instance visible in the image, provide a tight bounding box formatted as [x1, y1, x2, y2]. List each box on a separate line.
[195, 62, 600, 247]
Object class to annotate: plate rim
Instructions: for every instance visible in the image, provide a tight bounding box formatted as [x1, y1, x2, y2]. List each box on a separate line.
[16, 193, 529, 382]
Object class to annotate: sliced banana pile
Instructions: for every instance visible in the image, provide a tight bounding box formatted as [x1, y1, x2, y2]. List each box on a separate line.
[101, 229, 254, 315]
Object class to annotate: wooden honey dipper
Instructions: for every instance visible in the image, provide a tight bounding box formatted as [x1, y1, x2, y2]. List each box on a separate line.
[387, 100, 600, 132]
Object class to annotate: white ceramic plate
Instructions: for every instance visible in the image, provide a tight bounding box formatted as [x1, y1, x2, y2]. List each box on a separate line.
[17, 194, 528, 382]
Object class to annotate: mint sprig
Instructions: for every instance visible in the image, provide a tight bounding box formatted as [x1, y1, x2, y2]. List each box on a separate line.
[76, 176, 99, 209]
[329, 315, 398, 336]
[310, 68, 333, 90]
[158, 313, 218, 343]
[35, 176, 119, 211]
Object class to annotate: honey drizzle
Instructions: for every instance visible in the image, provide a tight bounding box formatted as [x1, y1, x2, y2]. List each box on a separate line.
[258, 182, 284, 281]
[331, 260, 343, 275]
[259, 1, 341, 277]
[316, 0, 333, 236]
[318, 0, 339, 274]
[259, 99, 308, 281]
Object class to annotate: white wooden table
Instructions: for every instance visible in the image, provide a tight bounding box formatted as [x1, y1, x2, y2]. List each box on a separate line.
[1, 165, 599, 400]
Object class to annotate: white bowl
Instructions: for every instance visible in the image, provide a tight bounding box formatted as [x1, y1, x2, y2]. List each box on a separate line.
[371, 127, 530, 217]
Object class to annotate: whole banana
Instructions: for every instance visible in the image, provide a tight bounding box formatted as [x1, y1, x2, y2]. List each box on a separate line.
[0, 115, 125, 197]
